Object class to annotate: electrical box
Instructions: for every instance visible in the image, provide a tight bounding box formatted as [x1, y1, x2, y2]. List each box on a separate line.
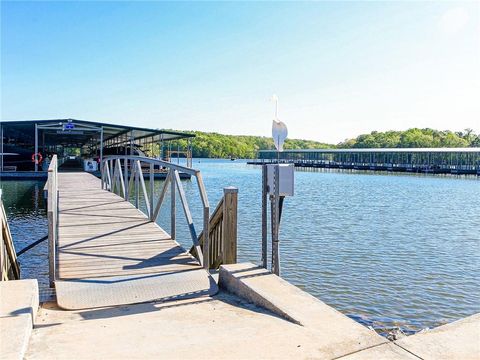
[266, 164, 294, 196]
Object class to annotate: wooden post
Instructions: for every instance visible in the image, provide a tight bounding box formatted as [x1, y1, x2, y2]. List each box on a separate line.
[261, 165, 268, 268]
[222, 187, 238, 264]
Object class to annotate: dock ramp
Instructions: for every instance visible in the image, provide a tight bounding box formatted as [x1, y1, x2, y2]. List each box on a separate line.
[54, 172, 217, 310]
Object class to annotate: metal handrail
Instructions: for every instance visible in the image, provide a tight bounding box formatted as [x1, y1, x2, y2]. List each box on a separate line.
[101, 155, 210, 269]
[46, 155, 58, 287]
[1, 190, 20, 280]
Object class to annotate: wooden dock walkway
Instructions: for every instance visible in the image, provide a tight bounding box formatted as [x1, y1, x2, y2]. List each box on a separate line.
[54, 172, 217, 310]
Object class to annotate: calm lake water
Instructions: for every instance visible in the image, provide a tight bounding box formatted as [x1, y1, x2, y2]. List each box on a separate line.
[1, 159, 479, 335]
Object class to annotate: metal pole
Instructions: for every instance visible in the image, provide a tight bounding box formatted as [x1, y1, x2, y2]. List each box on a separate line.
[100, 126, 104, 164]
[34, 123, 38, 172]
[0, 124, 3, 172]
[261, 164, 268, 268]
[271, 164, 280, 275]
[203, 203, 210, 269]
[135, 161, 139, 208]
[130, 131, 134, 156]
[124, 134, 129, 200]
[149, 163, 154, 220]
[171, 171, 176, 240]
[160, 134, 164, 160]
[187, 138, 192, 168]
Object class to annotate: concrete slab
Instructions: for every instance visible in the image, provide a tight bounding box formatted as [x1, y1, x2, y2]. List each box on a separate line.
[0, 279, 39, 322]
[395, 313, 480, 360]
[26, 291, 380, 360]
[338, 343, 419, 359]
[0, 279, 39, 360]
[1, 316, 34, 360]
[218, 263, 387, 359]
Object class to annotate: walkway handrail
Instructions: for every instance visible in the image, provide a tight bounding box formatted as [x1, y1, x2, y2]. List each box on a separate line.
[0, 190, 20, 280]
[193, 187, 238, 269]
[46, 155, 58, 287]
[101, 155, 211, 269]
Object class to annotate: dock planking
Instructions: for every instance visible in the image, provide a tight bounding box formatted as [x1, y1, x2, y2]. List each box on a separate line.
[54, 172, 217, 310]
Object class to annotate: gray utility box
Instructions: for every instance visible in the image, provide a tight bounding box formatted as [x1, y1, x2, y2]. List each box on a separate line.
[266, 164, 294, 196]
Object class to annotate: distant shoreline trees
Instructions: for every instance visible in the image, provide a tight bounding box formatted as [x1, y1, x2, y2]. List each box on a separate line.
[338, 128, 479, 149]
[165, 128, 479, 159]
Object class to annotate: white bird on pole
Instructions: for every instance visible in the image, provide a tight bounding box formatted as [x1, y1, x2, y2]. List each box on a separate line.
[271, 94, 288, 152]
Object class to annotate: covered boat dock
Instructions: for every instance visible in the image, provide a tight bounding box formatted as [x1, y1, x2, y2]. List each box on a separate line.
[249, 148, 480, 175]
[0, 119, 194, 173]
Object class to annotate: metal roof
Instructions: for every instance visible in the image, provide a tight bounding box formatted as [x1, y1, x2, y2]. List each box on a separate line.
[259, 148, 480, 153]
[1, 119, 194, 142]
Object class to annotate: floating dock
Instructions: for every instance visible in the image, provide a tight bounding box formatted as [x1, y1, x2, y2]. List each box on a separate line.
[249, 148, 480, 175]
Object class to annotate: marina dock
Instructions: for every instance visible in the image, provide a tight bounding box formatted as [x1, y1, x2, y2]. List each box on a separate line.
[250, 148, 480, 175]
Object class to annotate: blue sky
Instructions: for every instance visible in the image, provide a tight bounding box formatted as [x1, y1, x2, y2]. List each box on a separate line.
[1, 1, 479, 143]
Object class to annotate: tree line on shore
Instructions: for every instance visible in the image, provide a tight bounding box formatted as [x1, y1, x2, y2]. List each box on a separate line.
[165, 128, 479, 159]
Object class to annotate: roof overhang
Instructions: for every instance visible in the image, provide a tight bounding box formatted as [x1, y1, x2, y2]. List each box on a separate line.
[1, 119, 194, 147]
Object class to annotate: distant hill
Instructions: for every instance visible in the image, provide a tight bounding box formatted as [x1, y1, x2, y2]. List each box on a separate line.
[166, 128, 479, 159]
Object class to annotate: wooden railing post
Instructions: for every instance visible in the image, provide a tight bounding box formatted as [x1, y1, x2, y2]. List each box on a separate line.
[222, 187, 238, 264]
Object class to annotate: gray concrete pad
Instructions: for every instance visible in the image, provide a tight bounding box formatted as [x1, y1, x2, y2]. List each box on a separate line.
[395, 313, 480, 360]
[218, 262, 387, 359]
[25, 289, 390, 360]
[0, 279, 39, 360]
